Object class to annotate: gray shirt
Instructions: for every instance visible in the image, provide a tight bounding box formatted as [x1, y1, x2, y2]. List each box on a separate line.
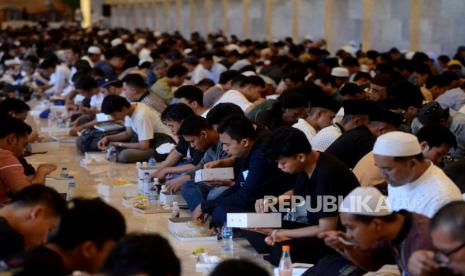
[189, 141, 230, 177]
[436, 87, 465, 111]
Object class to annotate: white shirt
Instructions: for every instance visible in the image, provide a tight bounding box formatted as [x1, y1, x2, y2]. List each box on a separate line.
[230, 59, 251, 71]
[46, 64, 70, 96]
[124, 103, 174, 141]
[213, 89, 253, 112]
[292, 118, 317, 143]
[311, 124, 343, 151]
[388, 163, 463, 218]
[191, 63, 227, 84]
[90, 93, 105, 110]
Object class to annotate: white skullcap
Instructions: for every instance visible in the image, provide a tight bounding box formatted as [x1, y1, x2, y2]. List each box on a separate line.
[260, 74, 277, 88]
[241, 71, 256, 77]
[331, 67, 349, 78]
[304, 34, 314, 41]
[136, 38, 146, 45]
[87, 46, 101, 55]
[405, 51, 415, 60]
[4, 57, 21, 66]
[373, 131, 422, 157]
[111, 38, 123, 47]
[360, 64, 370, 73]
[339, 187, 392, 216]
[225, 44, 240, 52]
[138, 48, 152, 61]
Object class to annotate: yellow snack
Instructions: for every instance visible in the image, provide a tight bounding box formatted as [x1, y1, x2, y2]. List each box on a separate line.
[134, 203, 148, 210]
[112, 178, 130, 185]
[192, 248, 205, 255]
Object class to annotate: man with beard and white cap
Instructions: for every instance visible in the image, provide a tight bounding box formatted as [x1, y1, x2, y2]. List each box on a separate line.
[373, 131, 462, 218]
[319, 186, 434, 275]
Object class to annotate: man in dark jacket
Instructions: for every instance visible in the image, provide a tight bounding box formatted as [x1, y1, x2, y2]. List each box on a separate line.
[190, 115, 291, 226]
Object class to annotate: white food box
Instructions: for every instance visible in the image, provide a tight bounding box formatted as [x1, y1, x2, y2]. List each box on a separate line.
[96, 113, 112, 122]
[194, 167, 234, 182]
[226, 213, 282, 228]
[273, 264, 314, 276]
[159, 191, 187, 207]
[97, 182, 134, 197]
[29, 141, 59, 153]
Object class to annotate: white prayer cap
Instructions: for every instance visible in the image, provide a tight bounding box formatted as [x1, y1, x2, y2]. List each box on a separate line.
[225, 44, 240, 52]
[4, 57, 21, 66]
[138, 48, 152, 61]
[87, 46, 101, 55]
[241, 71, 256, 77]
[111, 38, 123, 47]
[331, 67, 349, 78]
[339, 187, 392, 216]
[405, 51, 415, 60]
[373, 131, 422, 157]
[136, 38, 146, 45]
[260, 74, 277, 88]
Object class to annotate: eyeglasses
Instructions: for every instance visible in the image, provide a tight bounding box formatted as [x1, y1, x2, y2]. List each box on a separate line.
[434, 241, 465, 268]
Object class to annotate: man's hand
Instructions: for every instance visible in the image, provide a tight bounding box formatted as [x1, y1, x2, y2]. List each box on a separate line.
[97, 137, 110, 150]
[255, 198, 276, 213]
[264, 230, 290, 246]
[152, 168, 169, 180]
[318, 230, 351, 252]
[165, 177, 186, 193]
[37, 163, 57, 176]
[203, 160, 223, 169]
[69, 127, 82, 136]
[408, 250, 439, 276]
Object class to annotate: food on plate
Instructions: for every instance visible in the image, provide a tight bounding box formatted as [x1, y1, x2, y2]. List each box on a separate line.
[111, 178, 130, 185]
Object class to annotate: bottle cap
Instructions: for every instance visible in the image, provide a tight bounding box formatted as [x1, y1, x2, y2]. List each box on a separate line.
[282, 245, 290, 251]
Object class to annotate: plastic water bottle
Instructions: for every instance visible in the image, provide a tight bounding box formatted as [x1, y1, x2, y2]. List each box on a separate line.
[221, 224, 234, 254]
[171, 201, 180, 218]
[148, 157, 156, 167]
[143, 172, 152, 194]
[148, 188, 159, 210]
[278, 245, 293, 276]
[66, 176, 76, 201]
[60, 167, 69, 178]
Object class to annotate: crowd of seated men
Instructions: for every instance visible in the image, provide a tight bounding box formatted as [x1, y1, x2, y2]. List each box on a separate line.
[0, 24, 465, 275]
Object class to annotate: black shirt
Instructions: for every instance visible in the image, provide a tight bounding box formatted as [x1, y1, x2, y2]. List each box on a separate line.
[293, 152, 359, 225]
[0, 217, 24, 260]
[326, 125, 375, 169]
[3, 246, 70, 276]
[174, 137, 204, 165]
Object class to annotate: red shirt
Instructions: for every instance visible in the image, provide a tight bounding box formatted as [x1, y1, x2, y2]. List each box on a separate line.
[0, 149, 29, 206]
